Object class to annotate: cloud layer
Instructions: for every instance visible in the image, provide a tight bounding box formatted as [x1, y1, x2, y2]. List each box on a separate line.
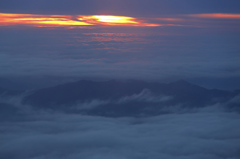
[0, 105, 240, 159]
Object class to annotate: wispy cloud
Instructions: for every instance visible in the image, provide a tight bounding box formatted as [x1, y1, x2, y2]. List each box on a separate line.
[4, 12, 239, 29]
[0, 13, 161, 27]
[0, 13, 92, 27]
[189, 13, 240, 19]
[154, 18, 183, 21]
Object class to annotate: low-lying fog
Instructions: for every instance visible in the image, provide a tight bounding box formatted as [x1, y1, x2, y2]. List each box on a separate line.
[1, 104, 240, 159]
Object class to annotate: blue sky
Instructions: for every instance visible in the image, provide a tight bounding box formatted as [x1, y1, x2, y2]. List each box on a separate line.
[0, 0, 240, 89]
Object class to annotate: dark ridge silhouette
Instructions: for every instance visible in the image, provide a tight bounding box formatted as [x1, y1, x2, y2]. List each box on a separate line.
[21, 79, 236, 117]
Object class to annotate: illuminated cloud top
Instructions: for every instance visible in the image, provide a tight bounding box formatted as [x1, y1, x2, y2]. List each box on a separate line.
[0, 13, 161, 27]
[1, 12, 240, 29]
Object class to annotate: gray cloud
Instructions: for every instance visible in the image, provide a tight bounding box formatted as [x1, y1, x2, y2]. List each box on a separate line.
[117, 89, 172, 104]
[70, 90, 172, 111]
[74, 99, 110, 110]
[0, 105, 240, 159]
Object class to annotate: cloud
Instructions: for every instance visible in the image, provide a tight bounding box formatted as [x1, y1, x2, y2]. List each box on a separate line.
[0, 13, 92, 27]
[189, 13, 240, 19]
[0, 13, 161, 28]
[117, 89, 172, 104]
[73, 99, 110, 110]
[154, 18, 183, 21]
[68, 90, 173, 113]
[0, 104, 240, 159]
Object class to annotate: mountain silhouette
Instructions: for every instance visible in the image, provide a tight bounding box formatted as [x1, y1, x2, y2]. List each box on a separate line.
[21, 79, 236, 117]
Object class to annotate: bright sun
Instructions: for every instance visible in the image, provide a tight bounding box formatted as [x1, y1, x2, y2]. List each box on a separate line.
[91, 15, 138, 24]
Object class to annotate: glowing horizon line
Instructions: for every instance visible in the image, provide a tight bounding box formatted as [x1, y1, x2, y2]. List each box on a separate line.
[0, 13, 161, 27]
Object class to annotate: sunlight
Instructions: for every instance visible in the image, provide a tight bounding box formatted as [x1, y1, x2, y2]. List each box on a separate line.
[90, 15, 138, 23]
[0, 13, 92, 26]
[0, 13, 160, 27]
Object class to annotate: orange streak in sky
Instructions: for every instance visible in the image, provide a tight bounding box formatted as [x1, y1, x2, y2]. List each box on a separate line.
[0, 13, 92, 26]
[0, 13, 161, 27]
[190, 13, 240, 19]
[155, 18, 182, 21]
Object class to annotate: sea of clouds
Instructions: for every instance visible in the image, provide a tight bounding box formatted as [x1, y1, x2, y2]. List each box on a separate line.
[1, 103, 240, 159]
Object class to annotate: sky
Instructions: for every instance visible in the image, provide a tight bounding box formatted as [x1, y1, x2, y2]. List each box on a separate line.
[0, 0, 240, 89]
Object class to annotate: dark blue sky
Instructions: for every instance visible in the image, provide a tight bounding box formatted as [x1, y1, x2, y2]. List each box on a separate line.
[0, 0, 240, 89]
[1, 0, 240, 15]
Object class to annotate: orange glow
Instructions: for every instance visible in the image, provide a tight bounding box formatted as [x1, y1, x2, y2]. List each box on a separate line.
[78, 15, 161, 26]
[0, 13, 161, 27]
[86, 15, 138, 23]
[190, 13, 240, 19]
[155, 18, 182, 21]
[82, 33, 144, 36]
[0, 13, 92, 26]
